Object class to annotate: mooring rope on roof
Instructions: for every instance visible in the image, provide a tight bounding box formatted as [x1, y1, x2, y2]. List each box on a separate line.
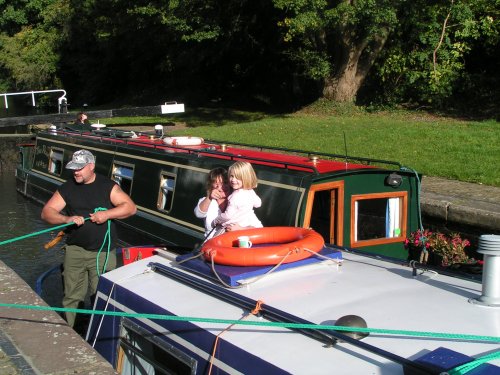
[1, 302, 499, 374]
[0, 302, 498, 344]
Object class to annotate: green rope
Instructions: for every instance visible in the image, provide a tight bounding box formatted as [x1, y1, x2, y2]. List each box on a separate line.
[400, 166, 431, 260]
[0, 303, 498, 372]
[446, 351, 500, 374]
[93, 207, 111, 276]
[0, 220, 88, 247]
[0, 206, 112, 277]
[0, 302, 498, 344]
[400, 166, 423, 231]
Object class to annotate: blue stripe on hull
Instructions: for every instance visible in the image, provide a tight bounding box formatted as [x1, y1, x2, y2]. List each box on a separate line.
[89, 278, 289, 374]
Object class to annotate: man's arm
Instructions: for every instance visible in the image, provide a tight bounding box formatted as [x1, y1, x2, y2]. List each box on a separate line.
[89, 184, 137, 224]
[41, 191, 85, 226]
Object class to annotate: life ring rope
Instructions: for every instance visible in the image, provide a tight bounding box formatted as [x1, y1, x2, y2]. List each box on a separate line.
[208, 248, 294, 289]
[208, 299, 265, 373]
[303, 247, 343, 266]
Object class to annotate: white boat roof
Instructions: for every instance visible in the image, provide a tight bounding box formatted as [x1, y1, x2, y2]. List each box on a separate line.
[98, 251, 500, 374]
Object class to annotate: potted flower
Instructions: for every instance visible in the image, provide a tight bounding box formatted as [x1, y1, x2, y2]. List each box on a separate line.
[405, 229, 473, 268]
[404, 229, 433, 263]
[427, 232, 471, 267]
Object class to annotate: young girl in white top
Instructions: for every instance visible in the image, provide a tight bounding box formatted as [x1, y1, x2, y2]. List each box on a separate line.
[212, 161, 263, 229]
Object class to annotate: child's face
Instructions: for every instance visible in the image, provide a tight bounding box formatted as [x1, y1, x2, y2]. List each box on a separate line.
[229, 174, 243, 190]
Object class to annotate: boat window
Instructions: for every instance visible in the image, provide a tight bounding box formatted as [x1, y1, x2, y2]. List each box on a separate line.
[303, 181, 344, 246]
[48, 148, 64, 176]
[117, 319, 197, 375]
[157, 173, 176, 212]
[112, 163, 134, 195]
[351, 192, 407, 247]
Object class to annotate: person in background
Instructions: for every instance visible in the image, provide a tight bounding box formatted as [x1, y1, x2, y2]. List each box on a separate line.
[69, 112, 92, 132]
[76, 112, 88, 124]
[41, 149, 136, 328]
[212, 161, 263, 230]
[194, 167, 249, 240]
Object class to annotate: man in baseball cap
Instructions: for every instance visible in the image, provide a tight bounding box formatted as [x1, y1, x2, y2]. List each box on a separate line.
[66, 149, 96, 170]
[41, 148, 136, 330]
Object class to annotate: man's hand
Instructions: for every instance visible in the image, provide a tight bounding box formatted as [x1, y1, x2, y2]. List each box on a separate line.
[89, 211, 108, 225]
[68, 216, 86, 226]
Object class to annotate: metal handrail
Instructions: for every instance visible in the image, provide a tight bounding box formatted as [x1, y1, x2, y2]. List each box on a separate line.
[207, 138, 402, 169]
[44, 129, 321, 173]
[42, 128, 403, 174]
[1, 89, 67, 112]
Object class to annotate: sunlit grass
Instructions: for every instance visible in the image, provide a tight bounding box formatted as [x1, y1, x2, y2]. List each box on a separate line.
[97, 107, 500, 187]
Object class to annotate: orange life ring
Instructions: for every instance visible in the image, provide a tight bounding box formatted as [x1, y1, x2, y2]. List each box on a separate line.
[201, 227, 325, 267]
[163, 136, 204, 146]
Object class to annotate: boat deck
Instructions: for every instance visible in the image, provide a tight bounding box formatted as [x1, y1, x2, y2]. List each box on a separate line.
[91, 251, 500, 374]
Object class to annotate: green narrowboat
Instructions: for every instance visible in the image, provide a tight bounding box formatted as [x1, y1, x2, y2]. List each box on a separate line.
[16, 126, 421, 259]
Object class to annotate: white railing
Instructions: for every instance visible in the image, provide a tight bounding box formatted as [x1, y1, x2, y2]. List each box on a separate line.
[1, 89, 67, 113]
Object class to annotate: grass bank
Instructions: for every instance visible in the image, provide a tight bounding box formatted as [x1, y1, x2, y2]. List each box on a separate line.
[99, 105, 500, 187]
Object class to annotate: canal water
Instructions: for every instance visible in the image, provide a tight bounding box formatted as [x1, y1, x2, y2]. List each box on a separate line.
[0, 172, 64, 307]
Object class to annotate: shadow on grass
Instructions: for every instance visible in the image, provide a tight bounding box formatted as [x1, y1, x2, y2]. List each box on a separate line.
[180, 106, 286, 127]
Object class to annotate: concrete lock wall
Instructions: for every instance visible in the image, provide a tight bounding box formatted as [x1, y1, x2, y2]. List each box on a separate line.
[0, 135, 34, 173]
[0, 260, 116, 374]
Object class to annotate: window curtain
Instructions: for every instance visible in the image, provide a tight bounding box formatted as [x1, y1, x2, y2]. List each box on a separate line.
[354, 201, 358, 241]
[385, 198, 400, 238]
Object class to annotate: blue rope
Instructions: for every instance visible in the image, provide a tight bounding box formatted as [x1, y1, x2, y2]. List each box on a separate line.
[400, 166, 423, 231]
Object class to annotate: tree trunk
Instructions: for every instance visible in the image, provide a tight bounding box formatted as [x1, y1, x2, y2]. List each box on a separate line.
[323, 30, 389, 102]
[323, 57, 363, 102]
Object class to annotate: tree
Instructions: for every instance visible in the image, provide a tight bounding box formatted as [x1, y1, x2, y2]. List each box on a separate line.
[273, 0, 401, 103]
[0, 0, 70, 91]
[60, 0, 286, 105]
[371, 0, 500, 109]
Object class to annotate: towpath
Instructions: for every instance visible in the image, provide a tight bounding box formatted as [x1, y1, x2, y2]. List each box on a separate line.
[0, 260, 116, 374]
[421, 176, 500, 235]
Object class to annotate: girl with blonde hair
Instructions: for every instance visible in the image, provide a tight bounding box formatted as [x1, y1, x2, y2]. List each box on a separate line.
[212, 161, 263, 229]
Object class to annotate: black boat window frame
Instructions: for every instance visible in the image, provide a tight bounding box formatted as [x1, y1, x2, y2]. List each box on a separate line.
[350, 191, 408, 248]
[157, 172, 176, 213]
[111, 162, 135, 196]
[116, 318, 197, 374]
[48, 147, 64, 176]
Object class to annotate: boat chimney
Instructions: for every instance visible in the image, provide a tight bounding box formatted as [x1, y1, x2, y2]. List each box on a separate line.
[470, 234, 500, 307]
[154, 124, 164, 138]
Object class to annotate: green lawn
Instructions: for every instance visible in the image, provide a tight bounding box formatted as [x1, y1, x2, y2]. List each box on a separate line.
[98, 106, 500, 187]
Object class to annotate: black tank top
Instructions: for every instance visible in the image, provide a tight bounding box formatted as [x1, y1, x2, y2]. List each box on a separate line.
[59, 174, 118, 250]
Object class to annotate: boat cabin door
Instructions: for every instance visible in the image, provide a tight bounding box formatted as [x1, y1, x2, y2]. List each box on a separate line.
[303, 182, 344, 246]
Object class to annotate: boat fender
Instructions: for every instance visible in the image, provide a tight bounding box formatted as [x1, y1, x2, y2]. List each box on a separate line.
[163, 136, 204, 146]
